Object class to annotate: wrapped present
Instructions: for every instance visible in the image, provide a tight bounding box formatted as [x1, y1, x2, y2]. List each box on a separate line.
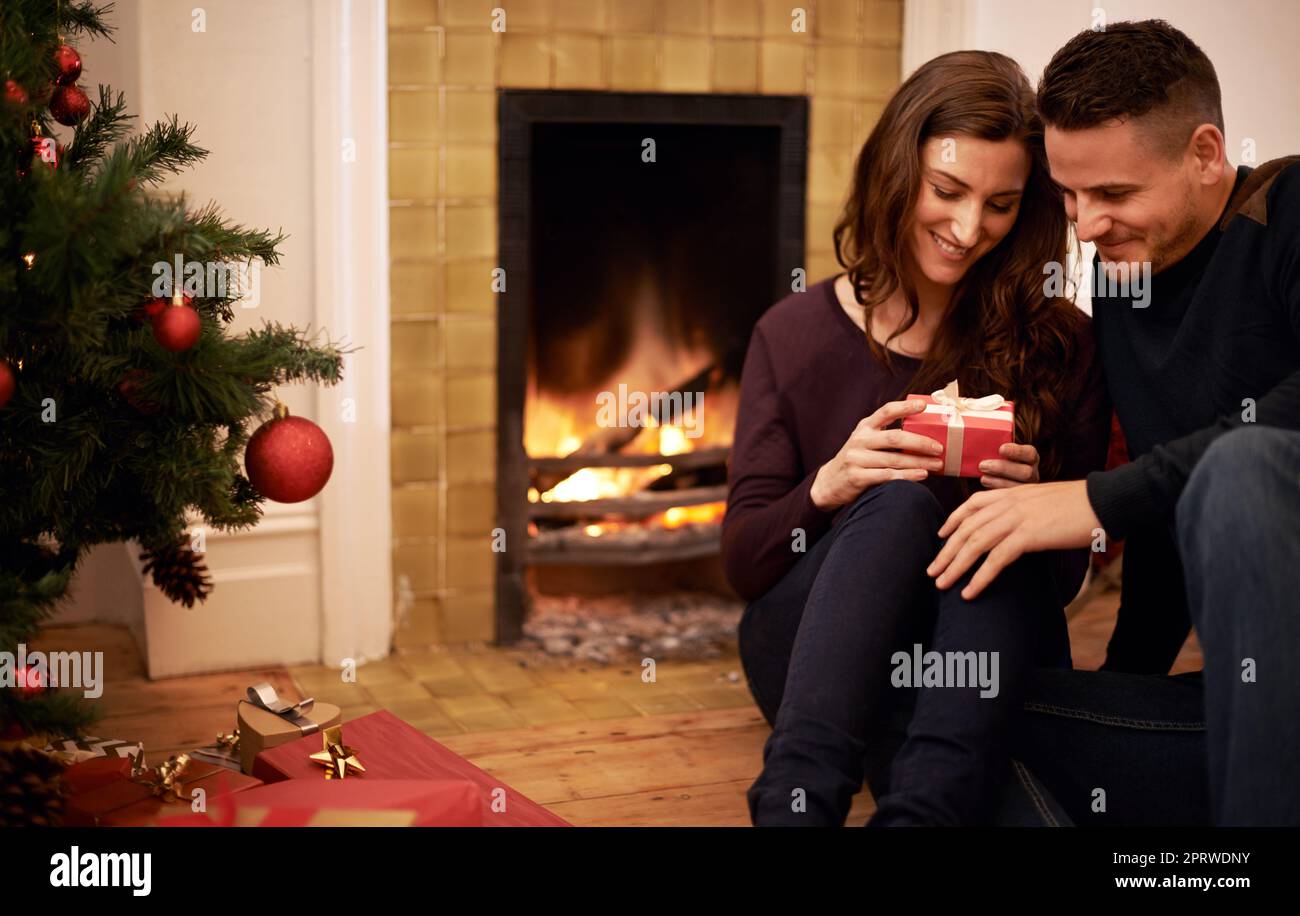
[901, 379, 1015, 478]
[236, 682, 341, 774]
[63, 756, 262, 827]
[44, 734, 144, 765]
[252, 710, 570, 827]
[157, 778, 482, 827]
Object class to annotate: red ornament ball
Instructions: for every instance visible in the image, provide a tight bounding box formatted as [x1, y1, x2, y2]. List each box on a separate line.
[14, 665, 45, 698]
[4, 79, 28, 107]
[245, 410, 334, 503]
[53, 44, 83, 85]
[117, 369, 159, 414]
[152, 302, 201, 351]
[49, 84, 90, 126]
[0, 360, 15, 408]
[136, 295, 174, 323]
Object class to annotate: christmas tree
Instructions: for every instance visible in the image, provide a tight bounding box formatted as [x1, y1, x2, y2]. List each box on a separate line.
[0, 1, 347, 740]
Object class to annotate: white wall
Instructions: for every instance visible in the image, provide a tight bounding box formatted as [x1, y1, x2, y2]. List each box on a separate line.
[55, 1, 325, 674]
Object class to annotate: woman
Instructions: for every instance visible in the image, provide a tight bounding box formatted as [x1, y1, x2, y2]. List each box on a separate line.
[721, 50, 1112, 826]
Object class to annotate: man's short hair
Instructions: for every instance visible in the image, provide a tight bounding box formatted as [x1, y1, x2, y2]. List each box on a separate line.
[1037, 19, 1223, 157]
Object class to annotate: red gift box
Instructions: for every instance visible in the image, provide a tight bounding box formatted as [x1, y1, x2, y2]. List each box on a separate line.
[901, 380, 1015, 478]
[63, 759, 263, 827]
[157, 778, 482, 827]
[251, 710, 570, 827]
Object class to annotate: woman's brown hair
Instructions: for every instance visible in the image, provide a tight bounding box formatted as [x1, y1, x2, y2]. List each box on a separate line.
[832, 49, 1083, 480]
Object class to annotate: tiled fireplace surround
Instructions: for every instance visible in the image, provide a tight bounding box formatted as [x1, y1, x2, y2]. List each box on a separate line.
[386, 0, 902, 648]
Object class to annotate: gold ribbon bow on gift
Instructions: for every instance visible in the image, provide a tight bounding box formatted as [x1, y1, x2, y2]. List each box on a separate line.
[134, 753, 193, 802]
[246, 682, 320, 736]
[309, 725, 365, 780]
[926, 380, 1010, 476]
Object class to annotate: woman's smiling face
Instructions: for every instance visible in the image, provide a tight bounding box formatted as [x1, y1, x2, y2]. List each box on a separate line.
[905, 135, 1032, 288]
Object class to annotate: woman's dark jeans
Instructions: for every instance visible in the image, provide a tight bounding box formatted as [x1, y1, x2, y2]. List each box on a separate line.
[741, 480, 1073, 826]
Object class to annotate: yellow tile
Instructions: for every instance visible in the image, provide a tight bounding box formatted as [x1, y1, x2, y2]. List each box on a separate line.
[391, 371, 443, 427]
[443, 31, 496, 86]
[569, 695, 641, 719]
[389, 90, 440, 142]
[660, 37, 709, 92]
[436, 691, 511, 714]
[662, 0, 708, 34]
[389, 146, 439, 200]
[445, 317, 496, 371]
[814, 43, 859, 96]
[438, 590, 495, 642]
[712, 0, 760, 36]
[443, 145, 496, 199]
[422, 673, 486, 698]
[398, 649, 468, 680]
[760, 40, 806, 94]
[444, 204, 495, 258]
[392, 540, 439, 593]
[809, 147, 852, 203]
[393, 485, 440, 538]
[443, 0, 496, 28]
[852, 99, 885, 151]
[806, 249, 841, 283]
[390, 205, 440, 259]
[391, 319, 440, 372]
[501, 0, 552, 29]
[610, 35, 657, 90]
[445, 259, 498, 313]
[389, 31, 441, 84]
[447, 482, 495, 536]
[713, 39, 758, 92]
[395, 597, 442, 648]
[864, 0, 902, 40]
[462, 655, 540, 692]
[443, 89, 496, 143]
[447, 428, 496, 482]
[391, 261, 442, 316]
[445, 538, 495, 590]
[446, 373, 495, 427]
[862, 45, 898, 94]
[390, 428, 441, 483]
[365, 679, 437, 705]
[554, 34, 605, 89]
[626, 691, 705, 715]
[500, 33, 551, 88]
[554, 0, 607, 31]
[817, 0, 861, 39]
[807, 201, 841, 252]
[810, 95, 858, 149]
[760, 0, 807, 37]
[385, 698, 460, 731]
[392, 428, 441, 483]
[389, 0, 440, 27]
[610, 0, 656, 32]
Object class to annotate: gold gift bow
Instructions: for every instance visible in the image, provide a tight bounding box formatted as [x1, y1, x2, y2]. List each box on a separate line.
[925, 380, 1011, 476]
[309, 725, 366, 779]
[133, 752, 194, 802]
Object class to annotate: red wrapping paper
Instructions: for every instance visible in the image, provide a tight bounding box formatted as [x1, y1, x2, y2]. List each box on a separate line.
[901, 384, 1015, 478]
[63, 760, 263, 827]
[156, 779, 482, 827]
[251, 710, 570, 827]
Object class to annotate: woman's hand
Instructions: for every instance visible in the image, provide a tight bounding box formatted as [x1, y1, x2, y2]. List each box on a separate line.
[810, 399, 946, 510]
[978, 442, 1040, 489]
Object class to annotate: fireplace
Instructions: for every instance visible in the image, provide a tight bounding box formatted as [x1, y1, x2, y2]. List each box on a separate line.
[495, 90, 808, 643]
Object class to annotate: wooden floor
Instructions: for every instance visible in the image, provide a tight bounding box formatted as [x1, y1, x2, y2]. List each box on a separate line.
[35, 575, 1200, 827]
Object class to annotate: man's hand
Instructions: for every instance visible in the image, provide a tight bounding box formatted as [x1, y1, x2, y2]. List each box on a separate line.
[926, 480, 1103, 600]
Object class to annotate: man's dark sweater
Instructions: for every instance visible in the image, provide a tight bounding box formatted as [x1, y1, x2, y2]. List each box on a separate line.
[721, 274, 1111, 603]
[1088, 158, 1300, 673]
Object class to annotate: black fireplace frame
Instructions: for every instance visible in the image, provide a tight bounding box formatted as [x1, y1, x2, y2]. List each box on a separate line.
[494, 89, 809, 643]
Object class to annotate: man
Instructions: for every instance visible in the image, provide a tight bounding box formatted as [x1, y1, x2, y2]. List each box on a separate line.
[926, 19, 1300, 825]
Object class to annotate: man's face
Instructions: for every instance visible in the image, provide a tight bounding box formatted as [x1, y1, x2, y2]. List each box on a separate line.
[1045, 119, 1203, 275]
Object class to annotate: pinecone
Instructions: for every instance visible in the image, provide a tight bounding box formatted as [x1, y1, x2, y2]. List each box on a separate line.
[140, 540, 214, 607]
[0, 743, 67, 827]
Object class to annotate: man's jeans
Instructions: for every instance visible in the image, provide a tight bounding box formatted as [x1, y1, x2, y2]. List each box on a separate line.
[740, 425, 1300, 825]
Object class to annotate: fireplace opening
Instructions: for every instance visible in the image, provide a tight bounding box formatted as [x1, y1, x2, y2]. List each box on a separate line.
[497, 91, 808, 649]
